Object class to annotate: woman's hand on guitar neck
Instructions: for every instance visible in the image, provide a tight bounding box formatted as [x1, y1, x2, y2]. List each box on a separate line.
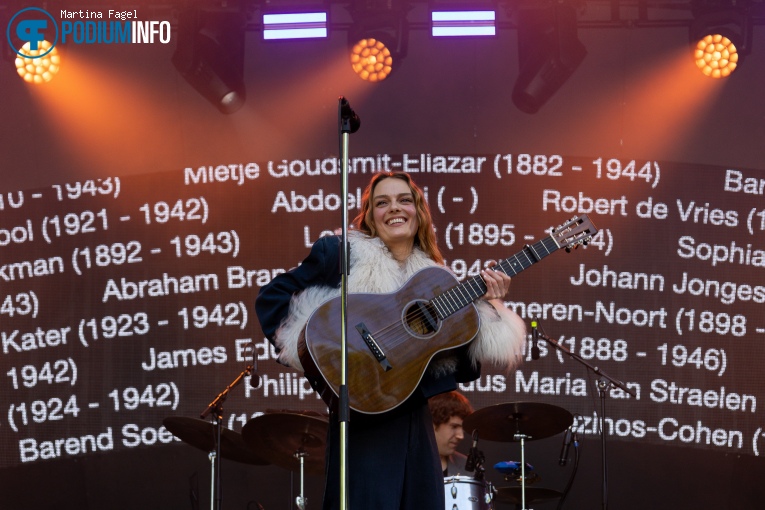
[481, 261, 511, 302]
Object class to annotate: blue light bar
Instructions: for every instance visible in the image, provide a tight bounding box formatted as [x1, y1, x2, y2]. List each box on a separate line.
[431, 11, 496, 37]
[263, 12, 328, 40]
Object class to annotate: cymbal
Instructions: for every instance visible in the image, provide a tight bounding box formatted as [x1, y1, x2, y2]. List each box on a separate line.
[494, 487, 563, 505]
[163, 416, 269, 465]
[462, 402, 572, 441]
[242, 411, 328, 475]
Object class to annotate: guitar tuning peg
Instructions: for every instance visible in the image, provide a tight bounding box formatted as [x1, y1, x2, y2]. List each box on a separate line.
[565, 247, 572, 253]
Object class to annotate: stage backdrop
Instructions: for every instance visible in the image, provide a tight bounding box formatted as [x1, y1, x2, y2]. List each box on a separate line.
[1, 2, 764, 509]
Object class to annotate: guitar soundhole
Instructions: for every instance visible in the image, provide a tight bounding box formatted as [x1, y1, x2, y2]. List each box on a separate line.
[404, 300, 439, 336]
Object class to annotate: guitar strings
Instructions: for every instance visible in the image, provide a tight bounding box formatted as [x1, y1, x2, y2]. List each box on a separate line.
[363, 243, 550, 351]
[360, 232, 571, 353]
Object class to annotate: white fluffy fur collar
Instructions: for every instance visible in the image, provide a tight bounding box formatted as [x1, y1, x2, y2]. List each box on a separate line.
[272, 232, 526, 374]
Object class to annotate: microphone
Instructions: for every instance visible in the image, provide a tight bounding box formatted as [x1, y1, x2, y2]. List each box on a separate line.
[249, 371, 262, 389]
[464, 429, 479, 472]
[559, 426, 573, 466]
[339, 96, 361, 133]
[531, 318, 540, 360]
[247, 353, 262, 389]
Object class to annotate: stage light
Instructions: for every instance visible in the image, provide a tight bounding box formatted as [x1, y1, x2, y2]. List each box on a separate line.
[15, 40, 60, 84]
[512, 2, 586, 114]
[350, 38, 393, 82]
[348, 2, 409, 82]
[431, 10, 496, 37]
[172, 9, 246, 114]
[694, 34, 738, 77]
[263, 12, 328, 40]
[689, 2, 751, 78]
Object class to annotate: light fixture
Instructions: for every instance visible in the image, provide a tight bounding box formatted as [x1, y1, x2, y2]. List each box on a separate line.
[15, 40, 60, 84]
[431, 10, 496, 37]
[263, 12, 328, 40]
[348, 2, 409, 82]
[350, 37, 393, 82]
[694, 34, 738, 77]
[512, 1, 586, 114]
[172, 8, 247, 114]
[689, 1, 752, 78]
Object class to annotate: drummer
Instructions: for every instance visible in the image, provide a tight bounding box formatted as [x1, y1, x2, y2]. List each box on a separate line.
[429, 391, 474, 476]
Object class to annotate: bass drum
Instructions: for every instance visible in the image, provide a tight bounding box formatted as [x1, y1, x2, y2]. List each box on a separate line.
[444, 476, 493, 510]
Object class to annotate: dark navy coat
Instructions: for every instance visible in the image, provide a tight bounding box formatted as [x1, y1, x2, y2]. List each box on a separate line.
[256, 235, 480, 510]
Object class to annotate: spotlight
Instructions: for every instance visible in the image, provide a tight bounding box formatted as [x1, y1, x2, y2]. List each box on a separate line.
[15, 40, 60, 84]
[348, 2, 409, 82]
[689, 1, 752, 78]
[350, 37, 393, 82]
[172, 8, 247, 114]
[694, 34, 738, 77]
[512, 1, 586, 114]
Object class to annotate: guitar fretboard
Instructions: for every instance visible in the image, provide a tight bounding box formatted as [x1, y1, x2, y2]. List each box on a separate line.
[430, 235, 559, 320]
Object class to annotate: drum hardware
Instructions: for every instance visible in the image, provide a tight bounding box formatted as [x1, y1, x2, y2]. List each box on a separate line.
[465, 430, 486, 480]
[493, 487, 563, 507]
[242, 410, 329, 510]
[463, 402, 573, 510]
[165, 360, 261, 510]
[444, 475, 494, 510]
[462, 402, 573, 443]
[163, 416, 270, 466]
[494, 461, 539, 486]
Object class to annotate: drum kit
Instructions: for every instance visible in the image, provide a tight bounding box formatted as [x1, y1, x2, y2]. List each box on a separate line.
[461, 401, 574, 510]
[163, 410, 327, 510]
[164, 401, 572, 510]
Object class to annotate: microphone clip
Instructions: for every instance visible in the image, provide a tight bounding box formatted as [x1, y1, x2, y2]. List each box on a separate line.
[464, 429, 484, 477]
[530, 317, 540, 360]
[339, 96, 361, 133]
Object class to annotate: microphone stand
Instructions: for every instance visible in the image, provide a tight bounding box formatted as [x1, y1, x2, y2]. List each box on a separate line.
[199, 362, 256, 510]
[337, 96, 360, 510]
[537, 331, 636, 510]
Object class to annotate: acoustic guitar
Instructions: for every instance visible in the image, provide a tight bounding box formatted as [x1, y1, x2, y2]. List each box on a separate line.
[297, 215, 598, 414]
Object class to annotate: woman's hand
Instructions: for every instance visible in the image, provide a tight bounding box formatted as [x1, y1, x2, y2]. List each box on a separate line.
[481, 262, 511, 302]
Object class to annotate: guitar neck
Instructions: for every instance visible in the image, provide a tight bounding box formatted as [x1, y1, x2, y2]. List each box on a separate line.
[432, 235, 559, 320]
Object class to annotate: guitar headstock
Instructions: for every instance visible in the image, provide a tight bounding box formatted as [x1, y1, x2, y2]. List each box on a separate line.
[550, 215, 599, 252]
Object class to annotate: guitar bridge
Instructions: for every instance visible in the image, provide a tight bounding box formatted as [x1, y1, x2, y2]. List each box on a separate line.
[355, 323, 393, 371]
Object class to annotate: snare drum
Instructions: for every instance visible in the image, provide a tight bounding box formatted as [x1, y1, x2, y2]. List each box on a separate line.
[443, 476, 493, 510]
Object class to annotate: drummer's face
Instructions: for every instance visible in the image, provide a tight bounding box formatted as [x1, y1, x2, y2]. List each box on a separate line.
[434, 416, 465, 457]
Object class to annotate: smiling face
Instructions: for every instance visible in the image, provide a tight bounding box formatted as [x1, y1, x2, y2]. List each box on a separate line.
[371, 176, 420, 258]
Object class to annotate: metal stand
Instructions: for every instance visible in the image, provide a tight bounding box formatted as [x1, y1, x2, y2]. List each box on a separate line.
[199, 362, 257, 510]
[537, 331, 635, 510]
[337, 96, 360, 510]
[516, 433, 529, 510]
[597, 378, 612, 510]
[295, 449, 308, 510]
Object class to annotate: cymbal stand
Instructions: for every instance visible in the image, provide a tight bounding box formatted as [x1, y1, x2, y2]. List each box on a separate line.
[294, 447, 308, 510]
[538, 331, 635, 510]
[200, 362, 256, 510]
[514, 432, 530, 510]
